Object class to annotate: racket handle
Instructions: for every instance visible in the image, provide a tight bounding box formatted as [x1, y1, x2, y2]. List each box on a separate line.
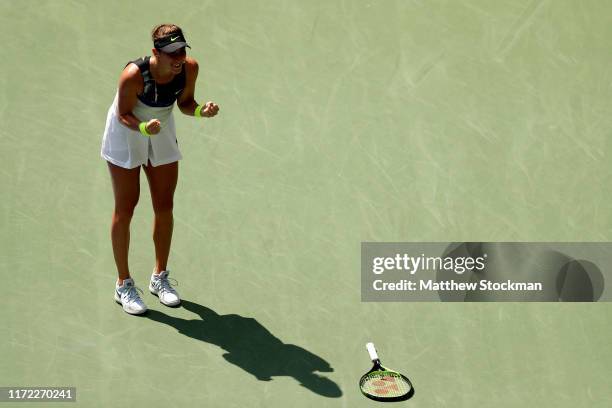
[366, 342, 379, 362]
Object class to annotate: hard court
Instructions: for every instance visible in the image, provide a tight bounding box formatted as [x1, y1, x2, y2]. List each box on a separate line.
[1, 1, 611, 407]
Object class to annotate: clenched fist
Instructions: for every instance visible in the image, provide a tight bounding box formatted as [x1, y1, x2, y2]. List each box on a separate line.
[146, 119, 162, 135]
[201, 101, 220, 117]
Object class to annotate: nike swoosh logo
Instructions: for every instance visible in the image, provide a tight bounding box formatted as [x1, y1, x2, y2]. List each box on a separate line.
[171, 36, 180, 41]
[175, 90, 182, 95]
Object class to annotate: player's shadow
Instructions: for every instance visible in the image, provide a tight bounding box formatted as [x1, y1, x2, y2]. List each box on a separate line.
[145, 300, 342, 398]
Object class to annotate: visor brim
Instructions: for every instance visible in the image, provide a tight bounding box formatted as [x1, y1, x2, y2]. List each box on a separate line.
[158, 42, 191, 53]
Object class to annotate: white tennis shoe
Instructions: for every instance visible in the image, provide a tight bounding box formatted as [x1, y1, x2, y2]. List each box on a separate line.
[115, 278, 148, 315]
[149, 270, 181, 306]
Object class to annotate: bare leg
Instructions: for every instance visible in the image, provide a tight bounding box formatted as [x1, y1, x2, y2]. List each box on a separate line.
[107, 162, 141, 283]
[143, 160, 178, 274]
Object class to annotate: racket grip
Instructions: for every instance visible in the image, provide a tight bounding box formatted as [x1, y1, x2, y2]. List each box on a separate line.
[366, 342, 379, 362]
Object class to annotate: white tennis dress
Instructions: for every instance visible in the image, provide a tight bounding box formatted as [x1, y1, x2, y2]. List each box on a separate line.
[101, 93, 182, 169]
[101, 56, 183, 169]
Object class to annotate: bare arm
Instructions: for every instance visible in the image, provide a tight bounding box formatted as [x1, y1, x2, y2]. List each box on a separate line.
[117, 64, 161, 134]
[177, 58, 219, 117]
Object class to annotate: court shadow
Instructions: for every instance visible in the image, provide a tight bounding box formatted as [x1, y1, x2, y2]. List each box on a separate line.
[145, 300, 342, 398]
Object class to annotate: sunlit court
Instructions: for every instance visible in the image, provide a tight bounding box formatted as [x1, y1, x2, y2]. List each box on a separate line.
[1, 1, 611, 407]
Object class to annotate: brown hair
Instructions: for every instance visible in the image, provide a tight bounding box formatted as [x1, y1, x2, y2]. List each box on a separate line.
[151, 24, 184, 42]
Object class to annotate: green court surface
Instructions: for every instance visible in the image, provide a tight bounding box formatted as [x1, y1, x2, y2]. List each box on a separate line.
[1, 1, 612, 407]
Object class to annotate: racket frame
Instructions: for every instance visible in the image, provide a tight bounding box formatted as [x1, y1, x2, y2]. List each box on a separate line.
[359, 343, 414, 402]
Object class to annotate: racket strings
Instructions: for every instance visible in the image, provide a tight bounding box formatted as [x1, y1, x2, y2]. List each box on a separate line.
[360, 372, 411, 398]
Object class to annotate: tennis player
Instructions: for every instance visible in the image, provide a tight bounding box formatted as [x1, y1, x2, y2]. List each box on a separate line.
[101, 24, 219, 315]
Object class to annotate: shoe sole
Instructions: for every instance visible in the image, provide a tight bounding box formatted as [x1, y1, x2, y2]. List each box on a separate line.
[114, 292, 148, 315]
[149, 284, 181, 307]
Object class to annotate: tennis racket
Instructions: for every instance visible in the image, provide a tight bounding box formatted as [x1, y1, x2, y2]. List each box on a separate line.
[359, 342, 414, 402]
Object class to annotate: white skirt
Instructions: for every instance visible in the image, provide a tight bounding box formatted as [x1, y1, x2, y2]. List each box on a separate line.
[101, 93, 183, 169]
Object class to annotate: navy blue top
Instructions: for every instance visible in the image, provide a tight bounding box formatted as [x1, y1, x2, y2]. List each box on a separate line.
[128, 56, 185, 108]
